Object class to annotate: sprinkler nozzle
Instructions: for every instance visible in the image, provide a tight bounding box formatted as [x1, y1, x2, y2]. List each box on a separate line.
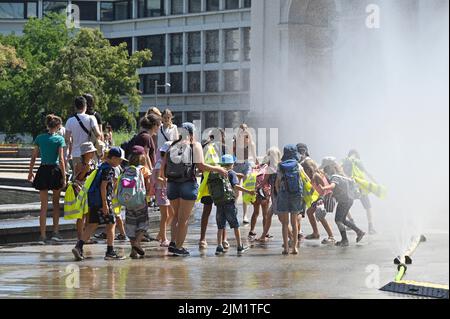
[394, 256, 401, 265]
[420, 235, 427, 242]
[405, 256, 413, 264]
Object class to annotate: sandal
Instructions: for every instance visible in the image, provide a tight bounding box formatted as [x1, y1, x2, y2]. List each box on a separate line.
[305, 234, 320, 240]
[282, 250, 289, 255]
[198, 241, 208, 249]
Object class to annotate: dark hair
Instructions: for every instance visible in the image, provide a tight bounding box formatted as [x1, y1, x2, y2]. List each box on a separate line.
[45, 114, 62, 129]
[128, 153, 146, 166]
[348, 149, 360, 159]
[74, 96, 87, 110]
[83, 94, 94, 108]
[140, 114, 161, 130]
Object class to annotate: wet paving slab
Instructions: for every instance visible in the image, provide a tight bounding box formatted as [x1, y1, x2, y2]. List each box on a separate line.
[0, 205, 448, 299]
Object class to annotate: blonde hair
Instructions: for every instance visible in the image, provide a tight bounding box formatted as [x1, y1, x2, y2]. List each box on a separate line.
[146, 107, 162, 117]
[263, 147, 282, 171]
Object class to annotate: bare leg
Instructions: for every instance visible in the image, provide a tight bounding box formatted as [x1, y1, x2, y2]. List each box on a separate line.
[199, 204, 213, 243]
[159, 206, 169, 242]
[115, 215, 126, 236]
[250, 203, 260, 234]
[233, 228, 242, 247]
[106, 224, 115, 247]
[278, 214, 289, 254]
[175, 199, 195, 249]
[217, 229, 224, 247]
[291, 213, 299, 254]
[76, 219, 84, 240]
[170, 199, 181, 243]
[39, 191, 49, 238]
[258, 205, 274, 241]
[306, 206, 320, 238]
[319, 217, 334, 238]
[52, 189, 61, 234]
[81, 223, 98, 242]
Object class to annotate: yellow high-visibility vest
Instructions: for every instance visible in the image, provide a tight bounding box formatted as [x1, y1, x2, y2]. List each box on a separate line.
[300, 169, 320, 209]
[242, 171, 257, 204]
[65, 169, 98, 220]
[63, 183, 80, 220]
[111, 174, 122, 215]
[197, 143, 220, 202]
[349, 157, 387, 199]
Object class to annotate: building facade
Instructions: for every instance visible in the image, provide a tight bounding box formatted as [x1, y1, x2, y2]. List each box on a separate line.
[1, 0, 251, 130]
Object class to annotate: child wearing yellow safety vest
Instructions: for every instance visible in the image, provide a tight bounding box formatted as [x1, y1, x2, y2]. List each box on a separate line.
[72, 147, 127, 261]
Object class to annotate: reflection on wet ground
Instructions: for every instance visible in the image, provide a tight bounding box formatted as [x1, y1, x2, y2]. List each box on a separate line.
[0, 205, 448, 299]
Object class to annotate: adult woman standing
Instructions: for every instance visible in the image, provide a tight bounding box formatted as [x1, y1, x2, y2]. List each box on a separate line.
[159, 123, 228, 256]
[157, 109, 179, 149]
[233, 124, 259, 224]
[28, 114, 66, 243]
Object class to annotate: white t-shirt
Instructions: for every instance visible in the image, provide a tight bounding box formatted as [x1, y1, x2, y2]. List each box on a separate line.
[66, 113, 99, 157]
[157, 124, 179, 149]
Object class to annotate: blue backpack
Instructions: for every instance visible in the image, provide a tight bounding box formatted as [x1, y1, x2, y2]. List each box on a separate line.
[88, 162, 111, 208]
[279, 159, 303, 195]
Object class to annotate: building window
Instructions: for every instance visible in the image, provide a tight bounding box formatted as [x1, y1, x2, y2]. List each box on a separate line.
[72, 1, 97, 21]
[225, 0, 239, 10]
[114, 1, 131, 20]
[170, 33, 183, 65]
[171, 0, 183, 15]
[243, 0, 251, 8]
[43, 1, 68, 15]
[172, 112, 183, 126]
[138, 34, 166, 67]
[187, 32, 201, 65]
[0, 1, 37, 19]
[224, 29, 239, 63]
[140, 73, 166, 94]
[243, 27, 251, 61]
[224, 70, 239, 92]
[205, 30, 219, 64]
[188, 0, 201, 13]
[205, 71, 219, 93]
[187, 72, 201, 93]
[170, 73, 183, 94]
[138, 0, 165, 18]
[206, 0, 219, 11]
[186, 111, 201, 124]
[100, 2, 113, 20]
[242, 69, 250, 91]
[205, 111, 219, 129]
[225, 111, 245, 129]
[108, 37, 133, 56]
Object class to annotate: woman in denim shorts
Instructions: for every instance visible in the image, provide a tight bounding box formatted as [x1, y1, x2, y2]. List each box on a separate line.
[159, 123, 228, 257]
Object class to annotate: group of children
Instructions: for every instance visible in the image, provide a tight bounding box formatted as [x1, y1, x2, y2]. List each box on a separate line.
[29, 107, 384, 260]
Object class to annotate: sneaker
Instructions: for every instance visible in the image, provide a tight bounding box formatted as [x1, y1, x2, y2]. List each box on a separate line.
[115, 234, 127, 241]
[215, 245, 225, 256]
[129, 248, 139, 259]
[51, 232, 63, 242]
[38, 236, 48, 245]
[72, 247, 84, 261]
[173, 247, 190, 257]
[104, 250, 126, 260]
[335, 240, 350, 247]
[265, 234, 274, 239]
[321, 237, 336, 245]
[94, 232, 107, 240]
[248, 232, 257, 241]
[237, 245, 249, 255]
[222, 241, 230, 250]
[356, 231, 366, 243]
[132, 246, 145, 256]
[243, 219, 250, 225]
[168, 241, 176, 253]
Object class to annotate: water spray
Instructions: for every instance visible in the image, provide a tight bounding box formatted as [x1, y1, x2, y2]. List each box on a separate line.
[380, 234, 448, 299]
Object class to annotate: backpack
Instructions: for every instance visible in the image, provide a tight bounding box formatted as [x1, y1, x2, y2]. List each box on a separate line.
[88, 163, 111, 208]
[255, 165, 271, 199]
[279, 159, 303, 195]
[117, 165, 147, 209]
[165, 142, 195, 183]
[331, 174, 361, 200]
[207, 172, 236, 206]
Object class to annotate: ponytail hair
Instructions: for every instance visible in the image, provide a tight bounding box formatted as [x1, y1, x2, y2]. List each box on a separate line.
[45, 114, 62, 129]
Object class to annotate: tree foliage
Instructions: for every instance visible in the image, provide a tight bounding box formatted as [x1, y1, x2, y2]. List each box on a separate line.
[0, 14, 151, 138]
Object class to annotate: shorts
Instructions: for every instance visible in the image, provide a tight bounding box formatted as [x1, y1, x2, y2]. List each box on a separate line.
[167, 180, 199, 201]
[32, 165, 63, 191]
[360, 194, 372, 210]
[216, 202, 240, 229]
[201, 196, 214, 206]
[125, 206, 149, 239]
[233, 162, 253, 176]
[88, 206, 116, 225]
[276, 190, 303, 214]
[155, 188, 170, 206]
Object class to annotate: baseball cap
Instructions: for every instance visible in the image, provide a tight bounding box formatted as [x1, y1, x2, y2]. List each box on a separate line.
[181, 122, 195, 135]
[220, 154, 236, 166]
[131, 145, 145, 155]
[108, 147, 128, 161]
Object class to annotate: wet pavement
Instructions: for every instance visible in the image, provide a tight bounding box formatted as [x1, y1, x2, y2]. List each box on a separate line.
[0, 204, 448, 299]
